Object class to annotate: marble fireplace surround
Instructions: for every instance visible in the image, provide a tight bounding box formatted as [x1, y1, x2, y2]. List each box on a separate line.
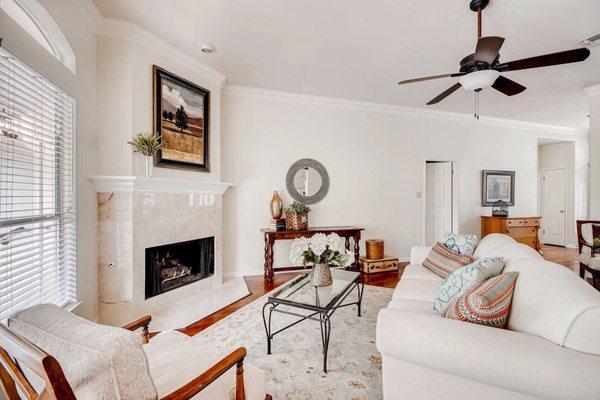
[90, 175, 233, 326]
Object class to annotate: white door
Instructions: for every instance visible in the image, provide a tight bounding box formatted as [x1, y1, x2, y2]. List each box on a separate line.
[541, 169, 566, 246]
[426, 162, 453, 245]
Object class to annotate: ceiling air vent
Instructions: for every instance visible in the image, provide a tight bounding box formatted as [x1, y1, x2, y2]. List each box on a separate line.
[577, 32, 600, 47]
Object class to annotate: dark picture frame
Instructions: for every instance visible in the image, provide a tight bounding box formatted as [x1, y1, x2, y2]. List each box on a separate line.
[153, 65, 210, 172]
[482, 170, 515, 207]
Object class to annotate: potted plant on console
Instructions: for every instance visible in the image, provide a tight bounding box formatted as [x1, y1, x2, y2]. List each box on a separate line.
[284, 201, 311, 230]
[290, 233, 354, 287]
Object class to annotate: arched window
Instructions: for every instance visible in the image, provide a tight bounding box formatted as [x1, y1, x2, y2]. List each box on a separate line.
[1, 0, 76, 74]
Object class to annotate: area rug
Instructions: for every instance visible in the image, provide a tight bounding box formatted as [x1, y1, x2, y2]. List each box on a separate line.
[194, 284, 393, 400]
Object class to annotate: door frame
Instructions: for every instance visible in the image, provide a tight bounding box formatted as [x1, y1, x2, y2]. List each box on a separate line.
[539, 167, 568, 247]
[422, 159, 459, 245]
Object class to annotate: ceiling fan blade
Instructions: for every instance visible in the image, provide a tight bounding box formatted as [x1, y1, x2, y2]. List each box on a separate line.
[399, 72, 464, 85]
[474, 36, 505, 65]
[427, 83, 462, 105]
[495, 48, 590, 72]
[492, 75, 526, 96]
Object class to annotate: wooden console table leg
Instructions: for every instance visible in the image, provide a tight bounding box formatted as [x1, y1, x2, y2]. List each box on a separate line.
[264, 235, 275, 282]
[353, 231, 361, 271]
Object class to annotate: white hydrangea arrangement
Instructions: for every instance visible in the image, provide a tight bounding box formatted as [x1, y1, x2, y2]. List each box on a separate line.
[289, 233, 354, 268]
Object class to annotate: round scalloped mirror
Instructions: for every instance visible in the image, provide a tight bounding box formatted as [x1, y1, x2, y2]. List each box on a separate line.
[286, 159, 329, 204]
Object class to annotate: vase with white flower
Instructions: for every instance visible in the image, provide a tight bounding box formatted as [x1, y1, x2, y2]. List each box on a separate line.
[289, 233, 354, 287]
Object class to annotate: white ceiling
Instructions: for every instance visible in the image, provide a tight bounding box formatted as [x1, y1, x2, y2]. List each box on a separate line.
[93, 0, 600, 128]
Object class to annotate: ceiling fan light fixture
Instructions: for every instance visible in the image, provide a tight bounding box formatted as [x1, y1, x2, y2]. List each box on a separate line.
[459, 70, 500, 91]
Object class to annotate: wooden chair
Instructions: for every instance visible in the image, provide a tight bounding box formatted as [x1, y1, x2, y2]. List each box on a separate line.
[577, 220, 600, 290]
[0, 314, 272, 400]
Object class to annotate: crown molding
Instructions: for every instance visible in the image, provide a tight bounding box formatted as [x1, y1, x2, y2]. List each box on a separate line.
[584, 84, 600, 97]
[224, 85, 588, 136]
[70, 0, 103, 33]
[89, 175, 234, 195]
[98, 19, 226, 87]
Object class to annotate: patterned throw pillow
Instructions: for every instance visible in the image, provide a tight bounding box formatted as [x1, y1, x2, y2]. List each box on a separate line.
[433, 257, 505, 315]
[441, 233, 478, 256]
[445, 271, 519, 329]
[423, 242, 475, 279]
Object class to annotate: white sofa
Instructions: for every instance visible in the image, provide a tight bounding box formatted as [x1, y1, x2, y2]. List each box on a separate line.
[376, 233, 600, 400]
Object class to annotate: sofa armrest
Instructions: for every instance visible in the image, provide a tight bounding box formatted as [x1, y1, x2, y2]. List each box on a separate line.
[376, 309, 600, 400]
[409, 246, 432, 265]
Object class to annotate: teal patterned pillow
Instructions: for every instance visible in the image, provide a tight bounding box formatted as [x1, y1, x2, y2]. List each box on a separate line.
[441, 233, 478, 256]
[433, 257, 505, 315]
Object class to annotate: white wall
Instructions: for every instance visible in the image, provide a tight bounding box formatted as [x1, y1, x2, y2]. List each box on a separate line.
[221, 88, 589, 276]
[0, 1, 98, 320]
[587, 86, 600, 219]
[538, 142, 577, 247]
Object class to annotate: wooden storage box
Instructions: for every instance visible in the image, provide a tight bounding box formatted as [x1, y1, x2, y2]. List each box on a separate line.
[359, 255, 399, 274]
[365, 239, 384, 260]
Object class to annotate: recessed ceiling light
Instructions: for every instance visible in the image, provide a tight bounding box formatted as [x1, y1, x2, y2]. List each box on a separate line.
[198, 43, 216, 54]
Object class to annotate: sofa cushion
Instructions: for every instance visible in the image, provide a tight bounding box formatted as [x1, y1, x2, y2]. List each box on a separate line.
[144, 330, 265, 399]
[422, 243, 475, 279]
[477, 242, 542, 266]
[387, 298, 435, 315]
[8, 304, 158, 400]
[401, 264, 444, 282]
[441, 233, 478, 256]
[504, 259, 600, 355]
[445, 272, 519, 329]
[392, 279, 441, 302]
[433, 257, 505, 315]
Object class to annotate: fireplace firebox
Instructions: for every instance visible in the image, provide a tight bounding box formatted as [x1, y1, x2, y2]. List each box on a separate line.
[145, 237, 214, 299]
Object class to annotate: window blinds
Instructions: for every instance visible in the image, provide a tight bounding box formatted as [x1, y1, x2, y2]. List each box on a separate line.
[0, 46, 76, 320]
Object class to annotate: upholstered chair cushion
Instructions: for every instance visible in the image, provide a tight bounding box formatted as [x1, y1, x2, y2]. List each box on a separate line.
[8, 304, 158, 400]
[440, 233, 478, 256]
[580, 252, 600, 270]
[423, 242, 475, 279]
[433, 257, 505, 315]
[445, 272, 519, 329]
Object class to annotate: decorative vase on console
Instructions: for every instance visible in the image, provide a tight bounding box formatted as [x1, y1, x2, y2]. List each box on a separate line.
[289, 233, 354, 287]
[270, 190, 283, 219]
[127, 131, 162, 178]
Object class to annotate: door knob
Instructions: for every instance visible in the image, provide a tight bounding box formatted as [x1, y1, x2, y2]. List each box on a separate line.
[559, 210, 565, 213]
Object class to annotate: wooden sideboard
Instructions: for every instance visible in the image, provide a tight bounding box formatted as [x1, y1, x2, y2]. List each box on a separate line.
[481, 216, 542, 251]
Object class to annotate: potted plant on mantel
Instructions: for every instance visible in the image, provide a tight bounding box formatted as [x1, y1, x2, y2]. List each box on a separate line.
[289, 233, 354, 287]
[127, 132, 162, 177]
[284, 201, 311, 231]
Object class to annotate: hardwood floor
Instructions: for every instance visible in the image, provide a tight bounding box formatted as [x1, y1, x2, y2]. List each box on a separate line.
[178, 245, 580, 337]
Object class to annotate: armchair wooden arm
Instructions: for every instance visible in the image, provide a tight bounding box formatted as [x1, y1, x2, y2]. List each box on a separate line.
[122, 315, 151, 344]
[161, 347, 247, 400]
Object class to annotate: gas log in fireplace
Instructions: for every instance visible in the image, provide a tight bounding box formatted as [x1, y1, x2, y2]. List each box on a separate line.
[145, 237, 214, 299]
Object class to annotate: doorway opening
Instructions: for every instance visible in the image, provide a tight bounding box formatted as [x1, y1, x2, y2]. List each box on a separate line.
[538, 138, 574, 248]
[424, 161, 457, 246]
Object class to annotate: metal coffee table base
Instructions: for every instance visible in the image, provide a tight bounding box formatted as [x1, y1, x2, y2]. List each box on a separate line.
[262, 282, 364, 373]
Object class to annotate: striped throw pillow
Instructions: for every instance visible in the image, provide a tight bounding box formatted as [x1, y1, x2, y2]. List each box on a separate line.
[445, 271, 519, 329]
[422, 242, 475, 279]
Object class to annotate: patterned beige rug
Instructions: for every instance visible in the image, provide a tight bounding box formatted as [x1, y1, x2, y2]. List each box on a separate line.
[194, 283, 393, 400]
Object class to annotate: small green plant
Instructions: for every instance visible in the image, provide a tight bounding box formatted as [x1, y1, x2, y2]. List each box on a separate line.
[127, 132, 162, 156]
[285, 201, 311, 214]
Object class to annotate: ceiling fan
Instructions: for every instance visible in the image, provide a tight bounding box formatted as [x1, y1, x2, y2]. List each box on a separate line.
[398, 0, 591, 116]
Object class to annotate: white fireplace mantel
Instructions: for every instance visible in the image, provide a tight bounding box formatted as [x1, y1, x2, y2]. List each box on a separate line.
[89, 175, 234, 194]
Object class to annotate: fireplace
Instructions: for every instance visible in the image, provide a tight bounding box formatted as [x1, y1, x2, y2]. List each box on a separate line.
[145, 237, 214, 299]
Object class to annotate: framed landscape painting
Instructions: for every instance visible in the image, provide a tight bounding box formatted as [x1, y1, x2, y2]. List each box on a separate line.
[482, 170, 515, 206]
[153, 66, 210, 171]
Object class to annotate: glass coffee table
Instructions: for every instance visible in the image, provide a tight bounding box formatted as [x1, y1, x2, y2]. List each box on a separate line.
[262, 269, 364, 373]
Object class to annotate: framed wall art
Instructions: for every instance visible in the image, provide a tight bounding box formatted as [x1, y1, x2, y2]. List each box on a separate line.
[153, 65, 210, 172]
[482, 170, 515, 207]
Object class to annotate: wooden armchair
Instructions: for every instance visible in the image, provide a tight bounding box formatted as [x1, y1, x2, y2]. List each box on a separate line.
[0, 314, 272, 400]
[577, 220, 600, 290]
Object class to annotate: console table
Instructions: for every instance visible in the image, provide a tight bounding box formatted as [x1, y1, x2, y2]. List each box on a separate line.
[260, 226, 364, 282]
